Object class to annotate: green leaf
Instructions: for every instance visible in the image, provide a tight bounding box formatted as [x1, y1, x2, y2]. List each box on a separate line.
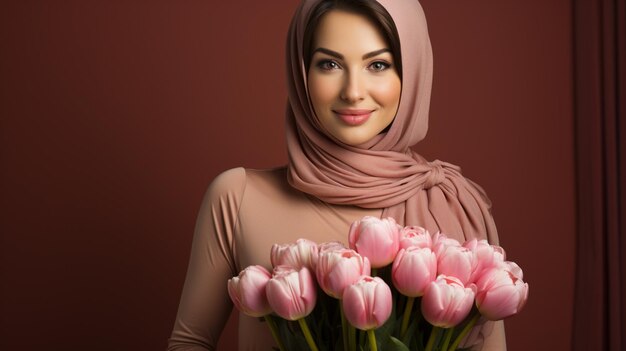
[385, 336, 410, 351]
[401, 314, 419, 346]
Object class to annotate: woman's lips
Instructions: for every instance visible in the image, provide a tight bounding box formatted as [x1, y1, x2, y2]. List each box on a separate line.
[333, 109, 374, 126]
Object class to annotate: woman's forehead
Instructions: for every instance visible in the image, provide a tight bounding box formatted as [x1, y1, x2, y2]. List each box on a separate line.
[312, 10, 389, 54]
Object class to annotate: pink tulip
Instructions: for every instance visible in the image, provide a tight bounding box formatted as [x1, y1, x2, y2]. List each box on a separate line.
[475, 267, 529, 320]
[266, 266, 317, 321]
[464, 239, 506, 283]
[270, 238, 319, 271]
[431, 232, 462, 255]
[342, 276, 393, 330]
[399, 225, 432, 250]
[500, 260, 524, 280]
[463, 239, 506, 261]
[421, 275, 476, 328]
[392, 246, 437, 297]
[318, 241, 347, 254]
[227, 265, 273, 317]
[436, 244, 475, 285]
[348, 216, 401, 268]
[316, 248, 371, 299]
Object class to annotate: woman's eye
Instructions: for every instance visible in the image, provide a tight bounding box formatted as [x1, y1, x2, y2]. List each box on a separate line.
[369, 61, 391, 72]
[316, 60, 340, 71]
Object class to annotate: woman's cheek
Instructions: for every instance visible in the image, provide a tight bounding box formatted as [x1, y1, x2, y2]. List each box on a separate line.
[313, 75, 341, 103]
[371, 76, 401, 107]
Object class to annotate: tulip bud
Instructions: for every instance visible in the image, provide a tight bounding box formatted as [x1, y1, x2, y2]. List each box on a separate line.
[316, 248, 371, 299]
[270, 238, 319, 271]
[227, 265, 273, 317]
[392, 246, 437, 297]
[318, 241, 347, 254]
[436, 243, 474, 285]
[500, 260, 524, 280]
[348, 216, 401, 268]
[266, 266, 317, 321]
[463, 239, 506, 283]
[399, 225, 431, 250]
[431, 232, 462, 256]
[421, 275, 476, 328]
[475, 267, 529, 320]
[342, 276, 392, 330]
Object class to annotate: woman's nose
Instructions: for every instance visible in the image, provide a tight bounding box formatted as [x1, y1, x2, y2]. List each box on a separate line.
[340, 71, 365, 103]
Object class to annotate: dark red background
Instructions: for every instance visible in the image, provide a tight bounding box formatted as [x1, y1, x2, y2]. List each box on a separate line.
[0, 1, 574, 350]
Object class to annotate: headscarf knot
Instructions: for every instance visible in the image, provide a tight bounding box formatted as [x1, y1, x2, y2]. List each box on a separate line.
[423, 160, 445, 189]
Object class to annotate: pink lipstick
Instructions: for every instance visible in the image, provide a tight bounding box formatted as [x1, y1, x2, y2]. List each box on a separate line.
[333, 109, 374, 126]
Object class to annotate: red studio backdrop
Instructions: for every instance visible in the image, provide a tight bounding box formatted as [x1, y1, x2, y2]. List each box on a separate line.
[0, 1, 574, 350]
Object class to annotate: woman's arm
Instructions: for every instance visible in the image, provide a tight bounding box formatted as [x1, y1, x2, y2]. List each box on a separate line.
[482, 320, 507, 351]
[167, 168, 246, 350]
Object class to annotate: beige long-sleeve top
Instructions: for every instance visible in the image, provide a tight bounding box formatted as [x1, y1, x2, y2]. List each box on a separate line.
[167, 167, 505, 350]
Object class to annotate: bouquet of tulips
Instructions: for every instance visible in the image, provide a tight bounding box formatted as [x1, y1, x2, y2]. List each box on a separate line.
[227, 216, 529, 351]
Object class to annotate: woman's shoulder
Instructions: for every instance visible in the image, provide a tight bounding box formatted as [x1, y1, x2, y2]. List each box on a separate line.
[205, 167, 246, 201]
[244, 166, 291, 191]
[206, 166, 292, 201]
[202, 166, 307, 232]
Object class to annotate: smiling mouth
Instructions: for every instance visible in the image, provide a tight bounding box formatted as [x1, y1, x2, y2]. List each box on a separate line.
[333, 109, 374, 126]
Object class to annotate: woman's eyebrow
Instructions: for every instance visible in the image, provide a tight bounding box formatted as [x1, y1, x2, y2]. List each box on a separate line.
[313, 47, 391, 60]
[313, 47, 344, 59]
[362, 48, 391, 59]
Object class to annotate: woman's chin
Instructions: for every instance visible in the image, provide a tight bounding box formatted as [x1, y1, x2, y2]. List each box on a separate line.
[331, 131, 380, 147]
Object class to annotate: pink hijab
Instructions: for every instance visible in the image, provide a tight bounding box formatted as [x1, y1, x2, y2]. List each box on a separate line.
[285, 0, 498, 244]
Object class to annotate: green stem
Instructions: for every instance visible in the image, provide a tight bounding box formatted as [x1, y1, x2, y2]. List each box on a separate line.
[367, 329, 378, 351]
[298, 318, 319, 351]
[440, 328, 454, 351]
[424, 326, 441, 351]
[349, 324, 357, 351]
[400, 296, 415, 339]
[447, 313, 481, 351]
[341, 305, 349, 351]
[264, 315, 286, 351]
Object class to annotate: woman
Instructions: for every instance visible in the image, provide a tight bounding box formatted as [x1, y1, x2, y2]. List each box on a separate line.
[168, 0, 506, 349]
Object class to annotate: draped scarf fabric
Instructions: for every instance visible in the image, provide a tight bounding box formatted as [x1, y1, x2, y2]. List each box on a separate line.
[285, 0, 498, 244]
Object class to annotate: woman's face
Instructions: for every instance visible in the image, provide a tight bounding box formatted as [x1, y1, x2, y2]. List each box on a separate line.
[307, 9, 401, 146]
